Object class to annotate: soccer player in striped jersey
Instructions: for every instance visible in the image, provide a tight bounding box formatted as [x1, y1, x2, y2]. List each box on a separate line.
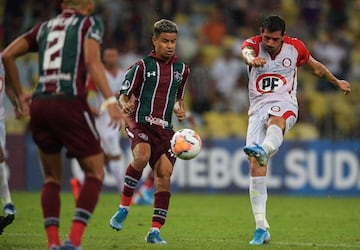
[2, 0, 122, 249]
[109, 19, 190, 244]
[241, 15, 351, 245]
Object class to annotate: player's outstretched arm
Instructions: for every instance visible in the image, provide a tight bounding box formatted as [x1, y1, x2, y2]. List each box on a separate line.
[307, 55, 351, 95]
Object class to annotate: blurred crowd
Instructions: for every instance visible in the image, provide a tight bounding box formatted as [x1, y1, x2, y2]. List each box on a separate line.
[1, 0, 360, 140]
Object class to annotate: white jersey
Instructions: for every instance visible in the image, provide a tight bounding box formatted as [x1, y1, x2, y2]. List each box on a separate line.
[242, 36, 310, 115]
[87, 68, 126, 156]
[89, 68, 126, 110]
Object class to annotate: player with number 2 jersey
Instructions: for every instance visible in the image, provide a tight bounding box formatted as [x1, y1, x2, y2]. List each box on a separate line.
[2, 1, 123, 249]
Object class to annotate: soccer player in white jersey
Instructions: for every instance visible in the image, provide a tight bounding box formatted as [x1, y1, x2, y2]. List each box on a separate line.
[0, 54, 20, 234]
[241, 15, 351, 245]
[70, 48, 126, 198]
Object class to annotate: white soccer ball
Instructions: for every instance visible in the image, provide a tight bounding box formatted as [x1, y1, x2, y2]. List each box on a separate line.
[170, 128, 202, 160]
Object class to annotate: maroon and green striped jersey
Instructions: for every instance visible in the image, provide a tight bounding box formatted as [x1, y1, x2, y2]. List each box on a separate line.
[120, 51, 190, 129]
[23, 9, 103, 99]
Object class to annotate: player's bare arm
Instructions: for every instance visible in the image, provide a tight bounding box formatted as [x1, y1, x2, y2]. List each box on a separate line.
[241, 46, 266, 67]
[307, 55, 351, 95]
[173, 99, 186, 122]
[2, 37, 31, 116]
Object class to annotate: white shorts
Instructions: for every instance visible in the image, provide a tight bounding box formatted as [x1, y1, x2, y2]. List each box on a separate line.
[95, 113, 122, 156]
[246, 101, 298, 146]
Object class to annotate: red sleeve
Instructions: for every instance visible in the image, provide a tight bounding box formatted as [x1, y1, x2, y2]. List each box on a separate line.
[87, 76, 97, 90]
[241, 36, 261, 56]
[284, 36, 310, 66]
[22, 22, 44, 52]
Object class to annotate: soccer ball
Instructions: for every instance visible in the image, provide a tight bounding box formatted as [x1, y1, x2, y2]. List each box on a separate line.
[170, 128, 202, 160]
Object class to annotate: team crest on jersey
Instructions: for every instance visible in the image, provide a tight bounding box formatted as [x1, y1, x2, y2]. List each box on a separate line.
[256, 73, 287, 94]
[282, 58, 292, 68]
[174, 71, 183, 82]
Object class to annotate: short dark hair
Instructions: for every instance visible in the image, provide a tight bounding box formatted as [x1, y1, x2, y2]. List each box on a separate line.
[153, 19, 178, 38]
[261, 15, 286, 35]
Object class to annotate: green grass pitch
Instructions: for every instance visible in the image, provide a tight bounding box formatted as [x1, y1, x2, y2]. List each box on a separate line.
[1, 192, 360, 249]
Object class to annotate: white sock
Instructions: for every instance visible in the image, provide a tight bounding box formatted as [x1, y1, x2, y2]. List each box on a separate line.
[262, 125, 283, 155]
[249, 176, 269, 230]
[0, 162, 12, 206]
[108, 159, 124, 192]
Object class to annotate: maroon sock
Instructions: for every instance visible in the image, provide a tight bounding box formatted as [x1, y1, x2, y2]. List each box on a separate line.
[151, 191, 171, 229]
[69, 176, 102, 246]
[121, 164, 142, 206]
[41, 182, 61, 247]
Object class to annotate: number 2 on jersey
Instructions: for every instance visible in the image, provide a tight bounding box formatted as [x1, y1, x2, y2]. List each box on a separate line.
[43, 30, 66, 70]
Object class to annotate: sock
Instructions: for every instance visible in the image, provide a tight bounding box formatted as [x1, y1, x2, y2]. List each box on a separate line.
[151, 191, 171, 229]
[262, 125, 283, 155]
[108, 159, 124, 191]
[0, 162, 12, 206]
[69, 176, 102, 246]
[121, 164, 142, 206]
[41, 182, 61, 248]
[249, 176, 269, 230]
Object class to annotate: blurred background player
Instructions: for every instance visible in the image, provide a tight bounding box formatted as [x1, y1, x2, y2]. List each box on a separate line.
[0, 53, 19, 235]
[241, 15, 351, 245]
[109, 19, 189, 244]
[2, 0, 123, 249]
[70, 47, 126, 200]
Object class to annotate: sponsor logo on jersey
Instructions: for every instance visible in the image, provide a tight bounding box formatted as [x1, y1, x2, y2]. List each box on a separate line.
[256, 73, 287, 94]
[146, 71, 156, 77]
[145, 116, 169, 128]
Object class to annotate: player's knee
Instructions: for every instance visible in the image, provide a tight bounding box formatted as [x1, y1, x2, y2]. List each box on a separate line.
[132, 154, 150, 169]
